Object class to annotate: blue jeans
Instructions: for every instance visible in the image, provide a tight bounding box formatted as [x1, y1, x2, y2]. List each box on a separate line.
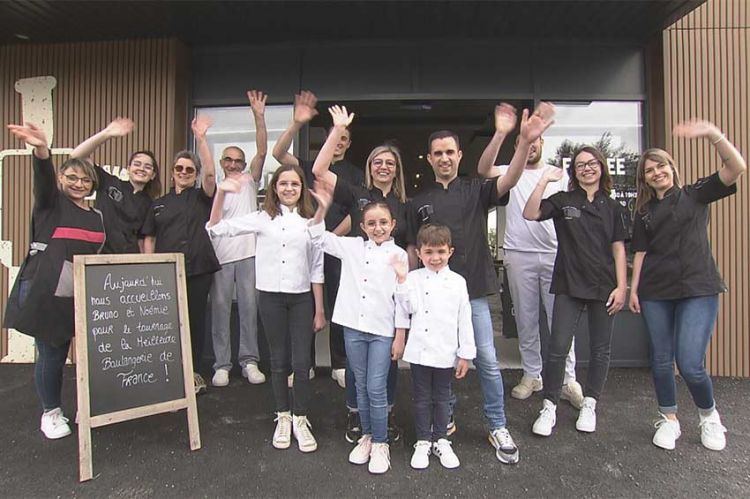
[469, 297, 507, 430]
[641, 295, 719, 413]
[344, 327, 393, 443]
[345, 360, 398, 412]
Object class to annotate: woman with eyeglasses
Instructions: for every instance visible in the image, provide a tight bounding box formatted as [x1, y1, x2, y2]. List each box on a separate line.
[141, 116, 221, 394]
[629, 121, 746, 451]
[70, 117, 161, 254]
[4, 123, 106, 440]
[312, 105, 409, 445]
[523, 146, 629, 437]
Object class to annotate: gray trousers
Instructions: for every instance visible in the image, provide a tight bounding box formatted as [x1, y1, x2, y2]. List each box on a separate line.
[504, 250, 576, 382]
[211, 257, 259, 371]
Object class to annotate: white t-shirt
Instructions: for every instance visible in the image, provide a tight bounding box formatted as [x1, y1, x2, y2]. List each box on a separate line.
[210, 176, 258, 264]
[497, 164, 568, 253]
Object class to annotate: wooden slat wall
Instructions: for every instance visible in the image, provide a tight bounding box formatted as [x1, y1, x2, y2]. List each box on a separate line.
[0, 38, 190, 359]
[664, 0, 749, 377]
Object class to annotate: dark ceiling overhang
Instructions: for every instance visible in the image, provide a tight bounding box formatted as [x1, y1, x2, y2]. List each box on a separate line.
[0, 0, 705, 46]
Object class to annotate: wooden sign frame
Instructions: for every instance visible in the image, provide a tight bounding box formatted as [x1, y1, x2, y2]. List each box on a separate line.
[73, 253, 200, 482]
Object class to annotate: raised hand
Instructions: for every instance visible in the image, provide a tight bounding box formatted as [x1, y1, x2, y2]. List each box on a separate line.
[673, 119, 721, 140]
[248, 90, 267, 116]
[309, 179, 333, 212]
[191, 115, 214, 140]
[389, 253, 408, 283]
[293, 90, 319, 124]
[520, 101, 556, 143]
[7, 123, 48, 148]
[328, 105, 355, 128]
[541, 166, 564, 183]
[218, 178, 241, 193]
[494, 102, 517, 135]
[105, 117, 135, 138]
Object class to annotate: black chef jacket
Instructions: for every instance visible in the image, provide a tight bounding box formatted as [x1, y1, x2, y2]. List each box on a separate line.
[632, 171, 736, 300]
[299, 157, 364, 232]
[140, 186, 220, 277]
[407, 176, 508, 299]
[94, 164, 151, 254]
[539, 188, 629, 302]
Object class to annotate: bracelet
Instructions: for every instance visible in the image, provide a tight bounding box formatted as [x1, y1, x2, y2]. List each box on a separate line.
[711, 134, 726, 145]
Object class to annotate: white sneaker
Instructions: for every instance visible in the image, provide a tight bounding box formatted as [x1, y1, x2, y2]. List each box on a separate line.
[272, 411, 292, 449]
[243, 363, 266, 384]
[331, 368, 346, 389]
[212, 368, 229, 387]
[368, 442, 390, 474]
[40, 408, 72, 439]
[287, 368, 315, 388]
[652, 414, 681, 450]
[349, 434, 373, 465]
[576, 397, 597, 433]
[292, 415, 318, 453]
[410, 440, 432, 469]
[511, 375, 542, 400]
[561, 380, 585, 409]
[532, 399, 557, 437]
[699, 410, 727, 451]
[433, 439, 460, 469]
[488, 427, 519, 464]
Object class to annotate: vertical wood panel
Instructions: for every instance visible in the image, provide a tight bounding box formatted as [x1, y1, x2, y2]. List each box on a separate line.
[0, 38, 189, 360]
[665, 0, 750, 377]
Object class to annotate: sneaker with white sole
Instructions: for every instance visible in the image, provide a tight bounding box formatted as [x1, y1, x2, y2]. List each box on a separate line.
[345, 410, 362, 444]
[532, 399, 557, 437]
[561, 380, 584, 409]
[349, 434, 373, 464]
[433, 439, 460, 469]
[212, 368, 230, 387]
[652, 414, 681, 450]
[243, 363, 266, 384]
[511, 375, 542, 400]
[331, 368, 346, 388]
[272, 411, 292, 449]
[446, 415, 457, 436]
[699, 410, 727, 451]
[488, 427, 519, 464]
[410, 440, 432, 469]
[40, 408, 72, 440]
[193, 372, 207, 395]
[576, 397, 597, 433]
[368, 442, 390, 474]
[292, 414, 318, 452]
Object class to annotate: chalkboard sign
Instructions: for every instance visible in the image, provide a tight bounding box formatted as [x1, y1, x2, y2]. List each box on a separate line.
[74, 253, 200, 482]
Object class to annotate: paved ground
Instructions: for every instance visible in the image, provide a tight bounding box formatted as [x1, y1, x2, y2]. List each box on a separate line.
[1, 364, 748, 498]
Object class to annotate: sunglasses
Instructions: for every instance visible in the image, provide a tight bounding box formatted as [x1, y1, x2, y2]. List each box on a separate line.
[173, 164, 196, 174]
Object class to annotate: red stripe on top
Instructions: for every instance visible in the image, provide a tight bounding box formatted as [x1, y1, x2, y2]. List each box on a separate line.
[52, 227, 105, 244]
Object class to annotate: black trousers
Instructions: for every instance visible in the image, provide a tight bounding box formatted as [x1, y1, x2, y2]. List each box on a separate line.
[186, 273, 213, 369]
[258, 291, 314, 415]
[543, 294, 614, 403]
[323, 254, 347, 369]
[411, 363, 453, 441]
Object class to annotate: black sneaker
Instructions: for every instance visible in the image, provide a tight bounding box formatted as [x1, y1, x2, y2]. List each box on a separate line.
[387, 412, 402, 443]
[446, 415, 457, 436]
[345, 411, 362, 444]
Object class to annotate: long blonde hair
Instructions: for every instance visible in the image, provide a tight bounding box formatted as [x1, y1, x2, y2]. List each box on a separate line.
[635, 148, 682, 214]
[365, 144, 407, 203]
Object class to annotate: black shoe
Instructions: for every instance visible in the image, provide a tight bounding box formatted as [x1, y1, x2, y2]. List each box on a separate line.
[388, 412, 402, 443]
[446, 415, 457, 436]
[345, 411, 362, 444]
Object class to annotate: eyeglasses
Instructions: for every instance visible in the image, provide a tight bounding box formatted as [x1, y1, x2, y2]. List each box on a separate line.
[62, 174, 93, 186]
[173, 164, 196, 174]
[221, 157, 246, 166]
[371, 159, 397, 168]
[130, 160, 154, 171]
[574, 159, 601, 171]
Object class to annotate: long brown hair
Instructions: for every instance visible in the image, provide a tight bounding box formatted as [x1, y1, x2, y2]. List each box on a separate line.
[567, 146, 613, 194]
[365, 144, 407, 203]
[128, 150, 161, 199]
[635, 148, 682, 214]
[262, 164, 314, 219]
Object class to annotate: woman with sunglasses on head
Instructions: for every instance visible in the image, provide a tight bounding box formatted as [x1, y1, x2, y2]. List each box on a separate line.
[70, 117, 161, 253]
[523, 146, 629, 437]
[4, 123, 106, 440]
[629, 120, 746, 451]
[141, 115, 221, 395]
[312, 105, 409, 444]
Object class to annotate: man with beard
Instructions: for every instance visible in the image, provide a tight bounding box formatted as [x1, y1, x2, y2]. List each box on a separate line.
[477, 116, 583, 409]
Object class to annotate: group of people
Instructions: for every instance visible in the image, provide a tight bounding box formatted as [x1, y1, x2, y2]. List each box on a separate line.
[4, 88, 745, 475]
